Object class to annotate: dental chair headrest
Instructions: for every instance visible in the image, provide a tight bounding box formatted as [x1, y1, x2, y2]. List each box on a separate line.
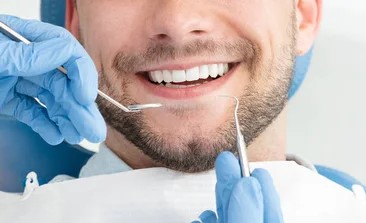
[40, 0, 312, 98]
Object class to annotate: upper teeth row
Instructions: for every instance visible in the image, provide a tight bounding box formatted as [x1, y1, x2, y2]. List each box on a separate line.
[148, 63, 230, 83]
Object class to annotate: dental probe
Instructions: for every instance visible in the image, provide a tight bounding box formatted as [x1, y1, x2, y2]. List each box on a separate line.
[0, 21, 162, 112]
[219, 95, 251, 177]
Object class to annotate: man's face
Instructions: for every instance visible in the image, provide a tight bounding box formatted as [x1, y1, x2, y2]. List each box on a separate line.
[74, 0, 297, 172]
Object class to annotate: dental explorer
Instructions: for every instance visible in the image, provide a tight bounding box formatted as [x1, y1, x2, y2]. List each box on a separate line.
[0, 20, 162, 113]
[219, 95, 251, 177]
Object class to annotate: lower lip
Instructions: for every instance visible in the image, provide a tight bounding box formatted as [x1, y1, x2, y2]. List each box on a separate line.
[136, 64, 239, 100]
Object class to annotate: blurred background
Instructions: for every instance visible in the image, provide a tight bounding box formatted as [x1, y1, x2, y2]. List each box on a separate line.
[0, 0, 365, 183]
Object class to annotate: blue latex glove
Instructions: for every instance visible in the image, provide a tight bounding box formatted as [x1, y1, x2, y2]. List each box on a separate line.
[0, 15, 106, 145]
[195, 152, 284, 223]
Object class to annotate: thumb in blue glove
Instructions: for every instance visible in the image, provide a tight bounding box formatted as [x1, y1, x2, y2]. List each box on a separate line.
[198, 151, 284, 223]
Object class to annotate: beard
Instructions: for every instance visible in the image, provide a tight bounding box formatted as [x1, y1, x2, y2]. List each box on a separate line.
[96, 18, 296, 173]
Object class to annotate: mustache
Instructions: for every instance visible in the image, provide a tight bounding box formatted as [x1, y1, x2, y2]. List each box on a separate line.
[112, 39, 257, 74]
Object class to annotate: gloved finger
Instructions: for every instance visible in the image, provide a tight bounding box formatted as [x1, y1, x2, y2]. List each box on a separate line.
[252, 169, 284, 223]
[0, 38, 78, 77]
[0, 76, 17, 107]
[0, 15, 98, 105]
[22, 71, 105, 143]
[199, 210, 218, 223]
[215, 152, 241, 223]
[215, 152, 241, 183]
[69, 103, 106, 143]
[1, 39, 98, 106]
[15, 79, 83, 144]
[227, 177, 264, 223]
[62, 45, 99, 105]
[24, 49, 98, 106]
[0, 94, 63, 145]
[16, 79, 99, 143]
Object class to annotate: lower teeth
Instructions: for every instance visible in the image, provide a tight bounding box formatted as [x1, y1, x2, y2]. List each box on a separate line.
[162, 82, 204, 88]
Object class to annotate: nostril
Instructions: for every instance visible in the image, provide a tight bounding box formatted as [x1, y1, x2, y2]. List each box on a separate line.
[191, 30, 206, 35]
[155, 33, 170, 41]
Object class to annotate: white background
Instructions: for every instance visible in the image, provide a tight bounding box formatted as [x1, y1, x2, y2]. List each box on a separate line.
[1, 0, 365, 183]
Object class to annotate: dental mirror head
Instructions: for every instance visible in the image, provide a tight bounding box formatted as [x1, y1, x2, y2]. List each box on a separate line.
[96, 90, 162, 113]
[127, 103, 163, 112]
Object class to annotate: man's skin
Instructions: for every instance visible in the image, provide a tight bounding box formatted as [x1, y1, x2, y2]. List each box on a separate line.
[65, 0, 322, 173]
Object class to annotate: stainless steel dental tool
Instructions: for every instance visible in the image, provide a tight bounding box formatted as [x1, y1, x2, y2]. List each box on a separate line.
[219, 95, 251, 177]
[0, 21, 162, 113]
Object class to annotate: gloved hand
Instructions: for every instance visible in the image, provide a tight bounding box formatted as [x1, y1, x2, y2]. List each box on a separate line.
[0, 15, 106, 145]
[194, 152, 284, 223]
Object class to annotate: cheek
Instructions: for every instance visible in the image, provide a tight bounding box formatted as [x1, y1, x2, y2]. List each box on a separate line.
[217, 0, 290, 60]
[78, 2, 148, 70]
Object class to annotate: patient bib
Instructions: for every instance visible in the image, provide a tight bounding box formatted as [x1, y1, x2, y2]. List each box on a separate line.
[0, 162, 365, 223]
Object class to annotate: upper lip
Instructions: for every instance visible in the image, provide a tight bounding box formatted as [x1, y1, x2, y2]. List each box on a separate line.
[137, 59, 242, 73]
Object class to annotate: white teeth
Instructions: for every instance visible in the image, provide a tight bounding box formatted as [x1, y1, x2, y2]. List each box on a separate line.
[163, 70, 172, 83]
[148, 73, 157, 82]
[148, 63, 231, 84]
[208, 64, 218, 78]
[186, 67, 200, 81]
[224, 64, 229, 73]
[154, 71, 164, 83]
[172, 70, 186, 83]
[218, 64, 225, 76]
[199, 65, 209, 79]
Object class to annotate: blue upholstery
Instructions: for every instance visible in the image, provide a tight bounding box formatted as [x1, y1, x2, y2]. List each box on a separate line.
[0, 0, 362, 193]
[315, 165, 366, 191]
[0, 116, 92, 192]
[290, 48, 313, 98]
[40, 0, 66, 27]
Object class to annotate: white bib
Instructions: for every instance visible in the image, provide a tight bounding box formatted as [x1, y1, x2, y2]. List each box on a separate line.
[0, 161, 365, 223]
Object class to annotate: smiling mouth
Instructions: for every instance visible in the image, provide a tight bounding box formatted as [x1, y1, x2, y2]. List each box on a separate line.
[138, 63, 238, 88]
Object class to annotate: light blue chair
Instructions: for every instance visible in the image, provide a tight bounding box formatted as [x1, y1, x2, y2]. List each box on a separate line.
[0, 0, 363, 193]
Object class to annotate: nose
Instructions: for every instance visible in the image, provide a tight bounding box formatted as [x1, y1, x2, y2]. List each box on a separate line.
[146, 1, 214, 43]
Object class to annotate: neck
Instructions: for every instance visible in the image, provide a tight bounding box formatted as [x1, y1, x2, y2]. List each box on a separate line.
[105, 126, 157, 169]
[247, 106, 288, 162]
[106, 106, 288, 169]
